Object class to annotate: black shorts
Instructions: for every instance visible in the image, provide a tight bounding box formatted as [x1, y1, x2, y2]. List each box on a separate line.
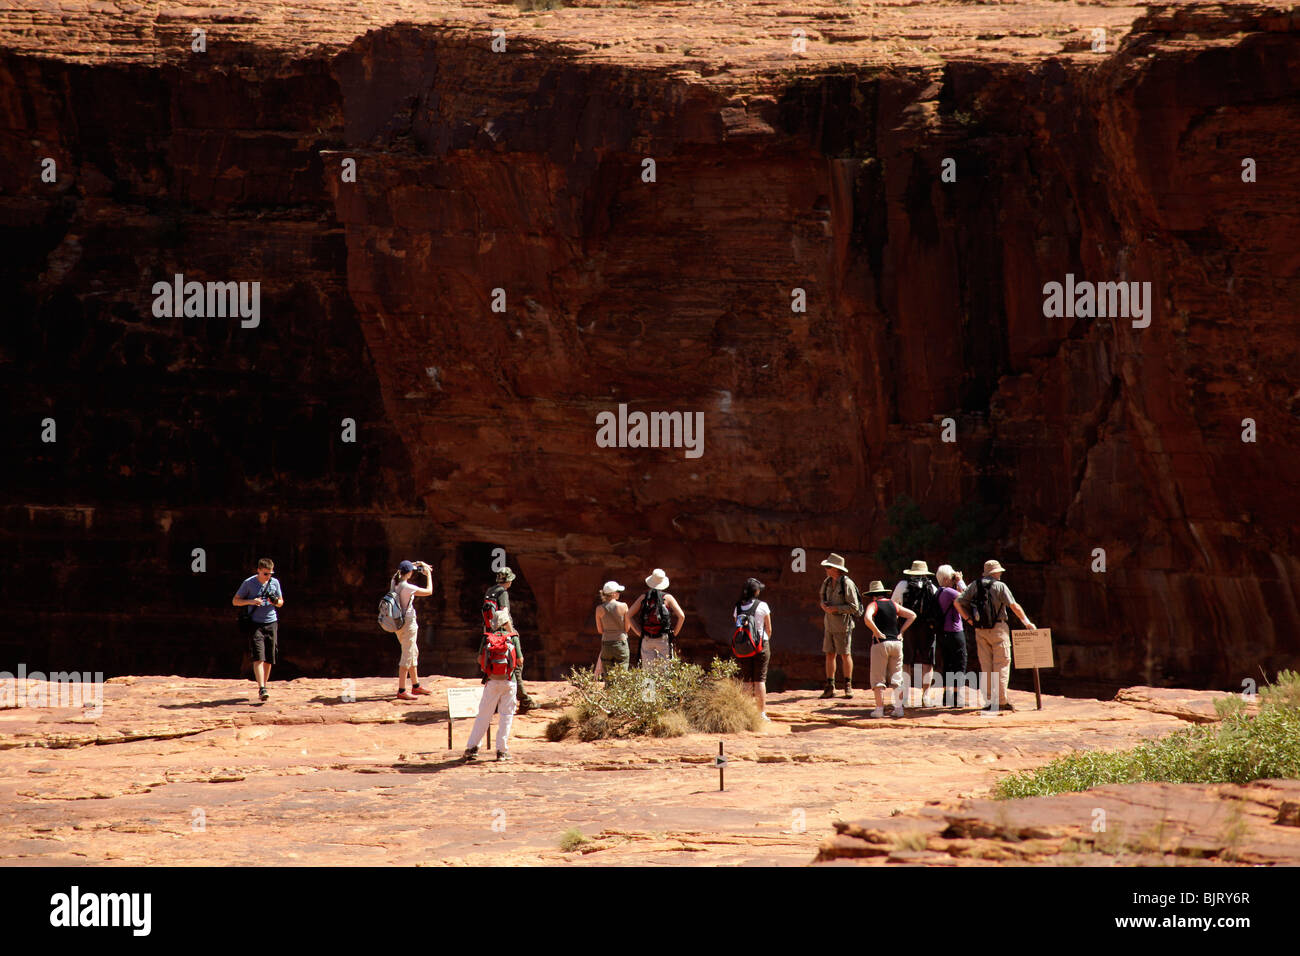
[737, 644, 770, 684]
[249, 621, 278, 663]
[904, 628, 937, 667]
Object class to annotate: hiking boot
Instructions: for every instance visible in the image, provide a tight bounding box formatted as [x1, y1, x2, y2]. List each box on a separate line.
[892, 704, 905, 718]
[870, 706, 885, 719]
[461, 747, 479, 762]
[495, 751, 511, 762]
[395, 690, 416, 701]
[410, 686, 432, 696]
[819, 681, 836, 700]
[843, 682, 854, 699]
[258, 687, 268, 702]
[999, 700, 1017, 712]
[516, 695, 536, 714]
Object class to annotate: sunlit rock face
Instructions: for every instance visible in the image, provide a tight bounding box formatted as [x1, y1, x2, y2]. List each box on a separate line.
[2, 2, 1296, 690]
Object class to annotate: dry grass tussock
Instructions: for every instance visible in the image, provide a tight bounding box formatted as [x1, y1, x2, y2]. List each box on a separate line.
[545, 657, 760, 740]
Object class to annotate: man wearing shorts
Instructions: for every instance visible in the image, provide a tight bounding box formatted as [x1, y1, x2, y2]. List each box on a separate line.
[233, 558, 284, 702]
[818, 553, 861, 699]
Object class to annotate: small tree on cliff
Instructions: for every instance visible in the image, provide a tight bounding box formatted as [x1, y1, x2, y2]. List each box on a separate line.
[876, 495, 942, 574]
[876, 495, 997, 579]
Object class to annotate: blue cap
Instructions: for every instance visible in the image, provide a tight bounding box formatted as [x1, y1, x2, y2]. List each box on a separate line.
[399, 560, 415, 573]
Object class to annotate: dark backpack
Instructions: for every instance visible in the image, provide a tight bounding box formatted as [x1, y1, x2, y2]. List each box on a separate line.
[902, 578, 943, 633]
[482, 585, 511, 633]
[480, 632, 518, 678]
[970, 577, 1001, 628]
[640, 589, 672, 638]
[731, 601, 764, 658]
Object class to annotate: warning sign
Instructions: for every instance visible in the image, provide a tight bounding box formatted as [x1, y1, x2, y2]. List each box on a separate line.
[1012, 628, 1054, 669]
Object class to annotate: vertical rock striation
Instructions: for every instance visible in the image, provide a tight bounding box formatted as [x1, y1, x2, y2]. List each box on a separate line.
[1, 2, 1296, 689]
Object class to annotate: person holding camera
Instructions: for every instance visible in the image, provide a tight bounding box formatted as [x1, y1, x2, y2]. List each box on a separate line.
[232, 557, 285, 702]
[391, 559, 434, 701]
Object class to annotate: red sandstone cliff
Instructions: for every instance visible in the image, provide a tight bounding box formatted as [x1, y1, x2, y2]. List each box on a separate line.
[1, 1, 1296, 690]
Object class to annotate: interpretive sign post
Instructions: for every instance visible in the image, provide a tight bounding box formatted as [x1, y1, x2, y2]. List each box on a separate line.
[1012, 628, 1054, 711]
[447, 686, 488, 750]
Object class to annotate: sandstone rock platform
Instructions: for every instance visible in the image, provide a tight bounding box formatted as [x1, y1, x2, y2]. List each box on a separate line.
[4, 675, 1291, 866]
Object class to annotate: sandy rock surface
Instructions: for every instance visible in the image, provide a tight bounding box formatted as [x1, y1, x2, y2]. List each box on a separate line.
[0, 675, 1265, 866]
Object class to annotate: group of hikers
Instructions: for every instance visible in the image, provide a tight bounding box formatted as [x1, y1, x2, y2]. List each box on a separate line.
[231, 550, 1038, 762]
[814, 553, 1036, 717]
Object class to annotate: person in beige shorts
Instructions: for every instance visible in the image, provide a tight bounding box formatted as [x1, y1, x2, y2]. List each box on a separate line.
[955, 559, 1036, 713]
[862, 580, 917, 717]
[818, 553, 862, 699]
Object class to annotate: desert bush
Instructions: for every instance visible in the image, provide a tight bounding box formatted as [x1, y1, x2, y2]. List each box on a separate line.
[685, 675, 763, 734]
[996, 671, 1300, 799]
[650, 709, 691, 738]
[558, 827, 588, 852]
[544, 710, 576, 741]
[552, 657, 747, 740]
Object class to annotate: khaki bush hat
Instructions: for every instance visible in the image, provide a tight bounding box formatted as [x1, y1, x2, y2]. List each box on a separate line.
[645, 568, 670, 590]
[865, 580, 890, 596]
[982, 559, 1006, 575]
[820, 553, 849, 573]
[903, 560, 932, 576]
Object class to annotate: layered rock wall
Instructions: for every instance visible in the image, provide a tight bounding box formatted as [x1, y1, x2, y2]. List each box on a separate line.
[2, 2, 1296, 690]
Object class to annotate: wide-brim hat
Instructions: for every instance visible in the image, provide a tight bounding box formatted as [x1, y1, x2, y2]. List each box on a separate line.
[865, 580, 890, 596]
[600, 580, 625, 595]
[903, 560, 932, 576]
[496, 567, 517, 582]
[645, 568, 669, 590]
[820, 553, 849, 573]
[982, 559, 1006, 575]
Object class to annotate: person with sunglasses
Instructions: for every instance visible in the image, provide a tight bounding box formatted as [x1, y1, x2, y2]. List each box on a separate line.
[232, 557, 284, 702]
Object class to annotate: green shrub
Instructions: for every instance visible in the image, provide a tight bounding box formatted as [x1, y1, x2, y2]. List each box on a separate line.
[996, 671, 1300, 799]
[557, 657, 747, 740]
[876, 494, 995, 578]
[558, 827, 588, 852]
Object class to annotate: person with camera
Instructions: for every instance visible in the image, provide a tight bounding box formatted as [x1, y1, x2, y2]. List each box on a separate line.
[390, 559, 434, 700]
[232, 557, 285, 702]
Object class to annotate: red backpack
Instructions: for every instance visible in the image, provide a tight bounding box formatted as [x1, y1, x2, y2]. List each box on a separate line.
[731, 602, 764, 659]
[481, 596, 500, 632]
[480, 632, 518, 678]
